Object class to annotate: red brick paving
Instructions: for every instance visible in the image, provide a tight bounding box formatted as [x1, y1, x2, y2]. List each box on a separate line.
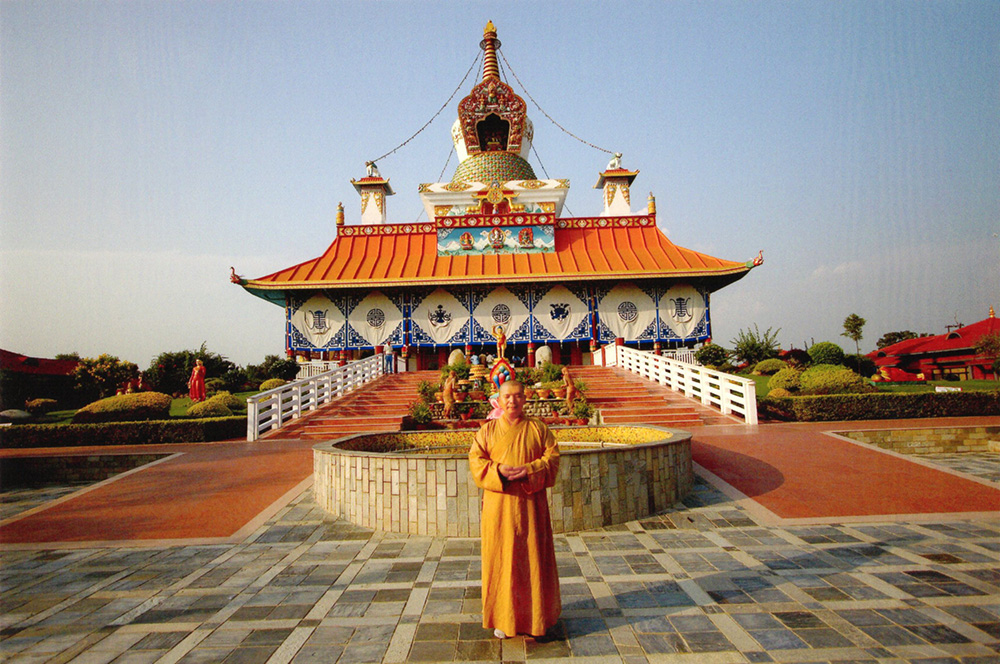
[692, 418, 1000, 519]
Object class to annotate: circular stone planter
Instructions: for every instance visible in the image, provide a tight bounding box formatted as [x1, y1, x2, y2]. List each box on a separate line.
[313, 425, 692, 537]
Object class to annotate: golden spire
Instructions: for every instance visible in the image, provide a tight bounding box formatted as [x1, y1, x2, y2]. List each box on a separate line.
[480, 21, 501, 81]
[336, 202, 344, 227]
[990, 305, 996, 318]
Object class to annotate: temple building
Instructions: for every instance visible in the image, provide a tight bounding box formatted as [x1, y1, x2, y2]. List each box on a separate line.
[236, 22, 761, 370]
[871, 306, 999, 381]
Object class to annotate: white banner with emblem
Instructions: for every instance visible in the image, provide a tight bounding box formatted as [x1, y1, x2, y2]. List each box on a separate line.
[661, 284, 706, 340]
[532, 284, 590, 340]
[472, 286, 530, 345]
[596, 283, 656, 340]
[410, 287, 469, 345]
[349, 291, 403, 347]
[289, 293, 346, 348]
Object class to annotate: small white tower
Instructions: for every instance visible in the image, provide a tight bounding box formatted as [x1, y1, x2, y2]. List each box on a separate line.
[594, 153, 639, 217]
[351, 162, 395, 224]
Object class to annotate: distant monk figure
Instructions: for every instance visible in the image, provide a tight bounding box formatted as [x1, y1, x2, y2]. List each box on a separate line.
[468, 380, 561, 639]
[188, 360, 207, 402]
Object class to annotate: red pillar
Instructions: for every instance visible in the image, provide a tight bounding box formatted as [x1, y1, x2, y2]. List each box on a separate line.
[527, 343, 536, 368]
[570, 344, 583, 366]
[437, 347, 449, 369]
[551, 343, 562, 365]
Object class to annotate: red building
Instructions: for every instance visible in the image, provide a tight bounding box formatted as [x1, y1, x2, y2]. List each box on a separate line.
[870, 307, 999, 381]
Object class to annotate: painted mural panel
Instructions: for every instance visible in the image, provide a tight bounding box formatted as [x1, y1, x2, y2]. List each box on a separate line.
[532, 284, 590, 341]
[437, 224, 554, 255]
[596, 283, 656, 342]
[410, 287, 470, 345]
[289, 293, 346, 349]
[348, 291, 404, 347]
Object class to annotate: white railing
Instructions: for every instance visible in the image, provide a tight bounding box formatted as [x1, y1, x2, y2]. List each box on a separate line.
[247, 354, 390, 441]
[597, 344, 758, 425]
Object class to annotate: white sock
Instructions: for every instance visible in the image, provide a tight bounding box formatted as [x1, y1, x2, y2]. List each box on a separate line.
[493, 628, 507, 639]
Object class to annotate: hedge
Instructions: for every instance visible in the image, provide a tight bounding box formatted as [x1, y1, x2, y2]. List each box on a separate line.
[0, 417, 245, 449]
[759, 391, 1000, 422]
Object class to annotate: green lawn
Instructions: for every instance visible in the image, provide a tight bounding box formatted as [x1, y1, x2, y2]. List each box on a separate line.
[32, 391, 259, 425]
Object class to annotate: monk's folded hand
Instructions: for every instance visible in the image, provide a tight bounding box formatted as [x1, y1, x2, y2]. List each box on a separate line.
[498, 464, 528, 481]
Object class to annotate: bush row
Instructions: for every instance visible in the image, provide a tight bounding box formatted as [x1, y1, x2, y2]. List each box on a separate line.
[0, 417, 245, 449]
[759, 391, 1000, 422]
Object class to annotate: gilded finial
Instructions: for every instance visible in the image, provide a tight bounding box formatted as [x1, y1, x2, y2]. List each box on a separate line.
[484, 20, 496, 35]
[990, 305, 995, 319]
[336, 202, 345, 227]
[480, 21, 501, 80]
[647, 192, 656, 215]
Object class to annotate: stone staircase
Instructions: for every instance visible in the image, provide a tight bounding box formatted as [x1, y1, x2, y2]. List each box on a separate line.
[569, 366, 738, 428]
[266, 370, 439, 440]
[269, 366, 738, 441]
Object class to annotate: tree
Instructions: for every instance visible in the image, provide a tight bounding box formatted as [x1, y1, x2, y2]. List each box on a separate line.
[729, 325, 781, 367]
[694, 343, 730, 368]
[841, 313, 866, 357]
[73, 354, 139, 401]
[974, 332, 1000, 381]
[876, 330, 929, 349]
[144, 343, 235, 396]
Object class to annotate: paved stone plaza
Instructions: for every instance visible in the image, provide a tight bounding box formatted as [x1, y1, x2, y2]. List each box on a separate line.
[2, 452, 999, 664]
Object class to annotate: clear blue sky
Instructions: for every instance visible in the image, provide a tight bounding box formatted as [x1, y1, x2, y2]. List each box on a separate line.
[2, 1, 997, 367]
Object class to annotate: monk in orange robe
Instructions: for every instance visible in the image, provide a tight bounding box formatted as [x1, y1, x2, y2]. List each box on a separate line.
[469, 380, 561, 639]
[188, 359, 206, 402]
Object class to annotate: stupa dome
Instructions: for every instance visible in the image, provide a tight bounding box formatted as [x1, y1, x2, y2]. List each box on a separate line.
[451, 151, 536, 184]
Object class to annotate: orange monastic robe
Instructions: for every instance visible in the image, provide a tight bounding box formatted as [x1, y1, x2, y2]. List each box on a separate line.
[469, 417, 561, 637]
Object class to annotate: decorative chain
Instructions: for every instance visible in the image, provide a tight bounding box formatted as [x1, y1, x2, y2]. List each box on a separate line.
[369, 52, 482, 165]
[499, 49, 615, 155]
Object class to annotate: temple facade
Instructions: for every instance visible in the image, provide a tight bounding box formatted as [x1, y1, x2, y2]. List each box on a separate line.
[236, 22, 761, 369]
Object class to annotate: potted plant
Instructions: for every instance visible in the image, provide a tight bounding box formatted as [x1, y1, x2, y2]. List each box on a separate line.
[524, 386, 536, 400]
[536, 385, 552, 399]
[409, 400, 433, 429]
[573, 401, 594, 426]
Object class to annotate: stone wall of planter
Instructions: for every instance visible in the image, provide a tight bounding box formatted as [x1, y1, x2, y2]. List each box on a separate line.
[313, 426, 692, 536]
[839, 425, 999, 455]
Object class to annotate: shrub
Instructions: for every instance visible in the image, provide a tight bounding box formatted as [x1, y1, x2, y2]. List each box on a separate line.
[409, 400, 433, 425]
[188, 400, 233, 418]
[205, 378, 227, 395]
[538, 363, 565, 383]
[694, 343, 730, 367]
[73, 392, 172, 424]
[799, 366, 873, 395]
[259, 378, 288, 391]
[730, 325, 781, 367]
[25, 398, 58, 415]
[208, 391, 243, 410]
[843, 354, 877, 378]
[416, 380, 437, 404]
[807, 342, 845, 366]
[0, 417, 245, 448]
[572, 401, 594, 421]
[753, 359, 788, 376]
[759, 392, 1000, 422]
[244, 355, 299, 386]
[767, 388, 792, 398]
[440, 361, 471, 381]
[768, 368, 802, 393]
[780, 348, 811, 367]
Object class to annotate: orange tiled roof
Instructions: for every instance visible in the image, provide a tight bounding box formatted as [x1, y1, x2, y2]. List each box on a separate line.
[243, 218, 752, 292]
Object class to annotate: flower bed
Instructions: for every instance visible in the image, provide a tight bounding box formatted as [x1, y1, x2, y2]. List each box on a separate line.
[314, 425, 692, 536]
